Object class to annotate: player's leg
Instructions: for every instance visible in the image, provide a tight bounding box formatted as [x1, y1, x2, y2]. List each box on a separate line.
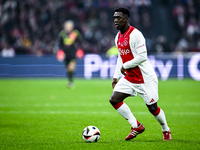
[67, 59, 76, 88]
[110, 91, 140, 128]
[146, 102, 170, 131]
[146, 103, 171, 140]
[109, 78, 145, 140]
[139, 80, 171, 140]
[64, 58, 70, 85]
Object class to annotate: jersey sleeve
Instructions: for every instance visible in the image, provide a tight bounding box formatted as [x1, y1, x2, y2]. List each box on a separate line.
[114, 32, 119, 47]
[74, 30, 82, 48]
[113, 33, 122, 79]
[131, 29, 147, 54]
[113, 53, 123, 79]
[123, 29, 148, 69]
[58, 31, 64, 49]
[123, 53, 147, 69]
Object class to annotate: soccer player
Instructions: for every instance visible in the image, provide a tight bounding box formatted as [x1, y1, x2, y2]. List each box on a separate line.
[58, 20, 81, 88]
[109, 7, 171, 141]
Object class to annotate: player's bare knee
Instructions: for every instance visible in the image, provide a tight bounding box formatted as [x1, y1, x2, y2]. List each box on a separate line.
[109, 95, 115, 105]
[148, 107, 156, 114]
[109, 94, 118, 105]
[147, 103, 158, 114]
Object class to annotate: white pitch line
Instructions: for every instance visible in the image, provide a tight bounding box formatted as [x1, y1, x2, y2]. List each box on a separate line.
[0, 111, 199, 115]
[0, 103, 111, 107]
[0, 103, 200, 107]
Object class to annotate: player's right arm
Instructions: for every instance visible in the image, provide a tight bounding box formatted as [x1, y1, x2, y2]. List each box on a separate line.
[58, 30, 64, 50]
[112, 54, 122, 88]
[112, 78, 118, 89]
[112, 33, 122, 89]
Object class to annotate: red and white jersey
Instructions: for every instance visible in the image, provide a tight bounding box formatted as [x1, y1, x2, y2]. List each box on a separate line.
[114, 26, 157, 84]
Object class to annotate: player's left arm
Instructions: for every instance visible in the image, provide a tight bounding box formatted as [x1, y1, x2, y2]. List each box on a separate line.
[74, 30, 83, 48]
[122, 30, 148, 70]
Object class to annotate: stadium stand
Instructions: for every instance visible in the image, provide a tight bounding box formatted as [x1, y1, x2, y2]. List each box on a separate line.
[0, 0, 200, 56]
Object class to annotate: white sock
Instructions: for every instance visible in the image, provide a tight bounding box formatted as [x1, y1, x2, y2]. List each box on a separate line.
[153, 107, 170, 131]
[113, 102, 138, 128]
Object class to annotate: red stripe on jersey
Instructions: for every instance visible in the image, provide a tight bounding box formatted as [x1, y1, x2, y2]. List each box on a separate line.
[153, 107, 161, 116]
[117, 26, 144, 84]
[113, 101, 124, 110]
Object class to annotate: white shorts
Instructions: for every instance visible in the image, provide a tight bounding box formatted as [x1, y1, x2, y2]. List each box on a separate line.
[113, 78, 159, 105]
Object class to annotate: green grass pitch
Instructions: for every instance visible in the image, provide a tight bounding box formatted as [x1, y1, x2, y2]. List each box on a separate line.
[0, 78, 200, 150]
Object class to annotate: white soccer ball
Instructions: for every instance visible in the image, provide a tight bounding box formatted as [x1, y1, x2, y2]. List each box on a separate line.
[82, 126, 101, 142]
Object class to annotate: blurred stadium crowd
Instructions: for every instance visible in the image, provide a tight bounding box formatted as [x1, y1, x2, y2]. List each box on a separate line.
[0, 0, 200, 57]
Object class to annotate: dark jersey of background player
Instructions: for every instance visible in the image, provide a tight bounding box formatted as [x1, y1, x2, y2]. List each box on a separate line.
[58, 20, 81, 88]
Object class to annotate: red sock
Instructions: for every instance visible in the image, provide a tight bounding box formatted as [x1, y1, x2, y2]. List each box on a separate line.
[153, 107, 170, 131]
[152, 107, 160, 116]
[112, 101, 124, 109]
[137, 120, 140, 126]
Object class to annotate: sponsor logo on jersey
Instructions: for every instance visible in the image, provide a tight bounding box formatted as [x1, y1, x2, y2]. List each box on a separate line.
[118, 48, 130, 55]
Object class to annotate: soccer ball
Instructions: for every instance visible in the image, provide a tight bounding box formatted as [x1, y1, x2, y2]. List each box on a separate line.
[82, 126, 101, 142]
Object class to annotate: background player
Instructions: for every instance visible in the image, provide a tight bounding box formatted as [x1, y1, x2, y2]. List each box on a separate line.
[58, 20, 81, 88]
[109, 7, 171, 141]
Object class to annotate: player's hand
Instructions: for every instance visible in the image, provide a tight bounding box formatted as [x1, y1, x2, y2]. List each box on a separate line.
[112, 78, 118, 89]
[121, 66, 127, 76]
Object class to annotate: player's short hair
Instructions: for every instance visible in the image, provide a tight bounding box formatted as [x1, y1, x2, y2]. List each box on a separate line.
[114, 7, 130, 18]
[64, 20, 74, 27]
